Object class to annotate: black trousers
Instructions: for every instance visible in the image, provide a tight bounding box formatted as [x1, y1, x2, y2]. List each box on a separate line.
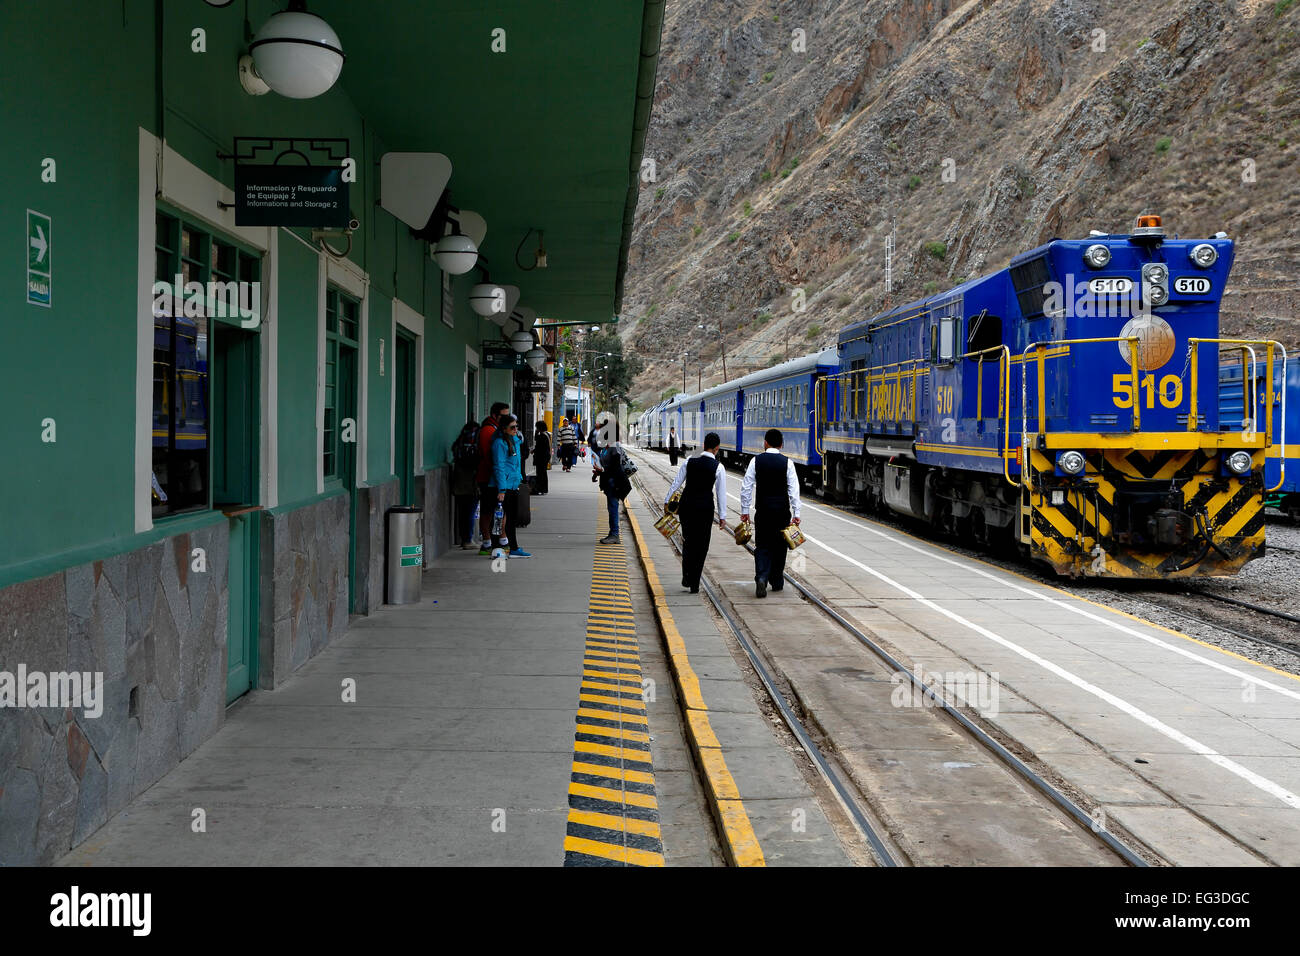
[679, 507, 714, 588]
[753, 507, 791, 588]
[493, 490, 520, 551]
[669, 446, 679, 466]
[478, 483, 497, 540]
[533, 462, 548, 494]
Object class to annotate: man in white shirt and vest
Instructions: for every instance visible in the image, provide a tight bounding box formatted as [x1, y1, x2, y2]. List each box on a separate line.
[664, 432, 727, 593]
[739, 428, 801, 598]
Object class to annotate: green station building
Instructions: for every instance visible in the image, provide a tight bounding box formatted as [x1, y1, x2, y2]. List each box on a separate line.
[0, 1, 662, 863]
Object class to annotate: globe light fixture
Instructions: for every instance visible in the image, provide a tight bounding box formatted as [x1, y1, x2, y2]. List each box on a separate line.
[470, 283, 507, 317]
[434, 232, 478, 274]
[525, 347, 546, 372]
[241, 1, 345, 100]
[509, 329, 535, 353]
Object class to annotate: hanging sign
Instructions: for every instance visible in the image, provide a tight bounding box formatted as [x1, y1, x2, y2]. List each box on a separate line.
[482, 344, 526, 370]
[227, 137, 351, 227]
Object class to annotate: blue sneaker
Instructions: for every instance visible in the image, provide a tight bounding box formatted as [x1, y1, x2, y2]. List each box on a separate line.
[509, 549, 532, 558]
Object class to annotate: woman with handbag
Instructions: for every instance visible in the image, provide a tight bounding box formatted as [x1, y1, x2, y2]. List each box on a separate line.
[532, 420, 551, 495]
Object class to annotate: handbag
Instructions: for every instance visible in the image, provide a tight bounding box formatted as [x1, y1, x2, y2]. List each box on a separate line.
[654, 512, 680, 538]
[665, 489, 682, 515]
[733, 519, 753, 546]
[782, 524, 805, 550]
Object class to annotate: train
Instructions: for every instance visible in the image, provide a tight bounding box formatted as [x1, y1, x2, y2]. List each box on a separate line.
[1220, 358, 1298, 518]
[639, 214, 1294, 579]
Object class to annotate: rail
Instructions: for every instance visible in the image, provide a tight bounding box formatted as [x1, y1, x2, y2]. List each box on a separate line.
[1186, 338, 1288, 492]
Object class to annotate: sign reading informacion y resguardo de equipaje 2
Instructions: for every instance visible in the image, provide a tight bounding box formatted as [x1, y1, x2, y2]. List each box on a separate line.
[233, 164, 349, 228]
[27, 209, 51, 307]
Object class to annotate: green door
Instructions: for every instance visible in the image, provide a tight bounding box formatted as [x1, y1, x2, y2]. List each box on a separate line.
[212, 323, 261, 703]
[395, 331, 416, 505]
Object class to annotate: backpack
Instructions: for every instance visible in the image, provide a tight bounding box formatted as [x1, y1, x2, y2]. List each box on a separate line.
[618, 447, 638, 476]
[454, 425, 480, 469]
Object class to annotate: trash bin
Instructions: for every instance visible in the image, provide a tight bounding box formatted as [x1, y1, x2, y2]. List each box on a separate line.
[386, 506, 424, 605]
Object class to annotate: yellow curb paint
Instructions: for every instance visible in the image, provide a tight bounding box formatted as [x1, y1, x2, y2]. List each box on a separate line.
[625, 508, 766, 867]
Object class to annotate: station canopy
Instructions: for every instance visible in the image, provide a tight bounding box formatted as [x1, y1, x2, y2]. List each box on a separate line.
[318, 0, 662, 325]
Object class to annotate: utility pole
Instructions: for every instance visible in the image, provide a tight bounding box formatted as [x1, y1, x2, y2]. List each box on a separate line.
[885, 216, 896, 294]
[698, 324, 727, 381]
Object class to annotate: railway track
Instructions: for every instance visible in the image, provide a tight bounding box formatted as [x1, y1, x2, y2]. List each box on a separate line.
[639, 443, 1300, 669]
[630, 450, 1146, 868]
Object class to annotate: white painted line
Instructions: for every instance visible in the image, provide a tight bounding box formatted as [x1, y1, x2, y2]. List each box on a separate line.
[696, 477, 1300, 810]
[797, 498, 1300, 703]
[794, 523, 1300, 810]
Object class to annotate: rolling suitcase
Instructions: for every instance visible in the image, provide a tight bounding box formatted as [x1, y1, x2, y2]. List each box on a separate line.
[515, 480, 532, 527]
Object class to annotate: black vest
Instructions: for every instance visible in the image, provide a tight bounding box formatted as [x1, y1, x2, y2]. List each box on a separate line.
[682, 455, 719, 512]
[754, 452, 790, 514]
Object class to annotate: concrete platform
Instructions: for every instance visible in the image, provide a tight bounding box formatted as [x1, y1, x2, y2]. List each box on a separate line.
[59, 468, 721, 867]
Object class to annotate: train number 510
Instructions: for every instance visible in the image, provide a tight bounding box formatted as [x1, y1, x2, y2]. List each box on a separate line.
[1112, 373, 1183, 409]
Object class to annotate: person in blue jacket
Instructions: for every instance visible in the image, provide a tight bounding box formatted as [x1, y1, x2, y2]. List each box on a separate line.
[491, 415, 531, 558]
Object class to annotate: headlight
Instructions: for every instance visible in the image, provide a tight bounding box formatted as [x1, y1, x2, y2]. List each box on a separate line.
[1142, 262, 1169, 306]
[1190, 243, 1217, 268]
[1226, 450, 1252, 475]
[1058, 450, 1086, 475]
[1083, 244, 1111, 269]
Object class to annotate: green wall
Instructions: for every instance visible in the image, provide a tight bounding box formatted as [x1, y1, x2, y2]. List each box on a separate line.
[0, 1, 510, 587]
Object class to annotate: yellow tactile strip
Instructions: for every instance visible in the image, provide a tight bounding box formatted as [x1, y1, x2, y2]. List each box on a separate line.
[625, 509, 766, 867]
[563, 506, 665, 867]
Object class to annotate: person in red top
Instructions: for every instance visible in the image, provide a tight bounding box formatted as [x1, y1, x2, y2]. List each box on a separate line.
[477, 402, 510, 553]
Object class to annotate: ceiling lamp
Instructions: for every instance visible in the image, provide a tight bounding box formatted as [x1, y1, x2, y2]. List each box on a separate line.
[470, 283, 506, 318]
[434, 232, 478, 274]
[525, 347, 547, 372]
[241, 1, 345, 99]
[509, 329, 535, 353]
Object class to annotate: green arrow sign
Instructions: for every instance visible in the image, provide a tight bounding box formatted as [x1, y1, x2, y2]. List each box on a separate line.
[27, 209, 51, 307]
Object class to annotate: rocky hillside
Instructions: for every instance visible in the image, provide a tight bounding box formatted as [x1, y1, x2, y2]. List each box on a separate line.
[622, 0, 1300, 404]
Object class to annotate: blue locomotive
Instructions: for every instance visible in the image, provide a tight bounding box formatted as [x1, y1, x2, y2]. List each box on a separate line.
[819, 214, 1285, 578]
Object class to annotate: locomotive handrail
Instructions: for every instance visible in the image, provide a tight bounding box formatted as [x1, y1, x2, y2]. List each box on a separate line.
[1186, 338, 1287, 491]
[954, 344, 1016, 486]
[1020, 337, 1141, 487]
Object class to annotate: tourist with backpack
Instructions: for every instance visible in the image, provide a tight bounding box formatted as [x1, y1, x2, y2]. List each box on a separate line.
[591, 413, 633, 544]
[452, 420, 480, 549]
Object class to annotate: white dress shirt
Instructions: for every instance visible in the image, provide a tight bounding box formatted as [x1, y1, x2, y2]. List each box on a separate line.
[665, 451, 726, 521]
[739, 450, 801, 519]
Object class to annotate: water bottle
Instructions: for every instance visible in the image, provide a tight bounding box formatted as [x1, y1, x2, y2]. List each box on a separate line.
[492, 502, 505, 537]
